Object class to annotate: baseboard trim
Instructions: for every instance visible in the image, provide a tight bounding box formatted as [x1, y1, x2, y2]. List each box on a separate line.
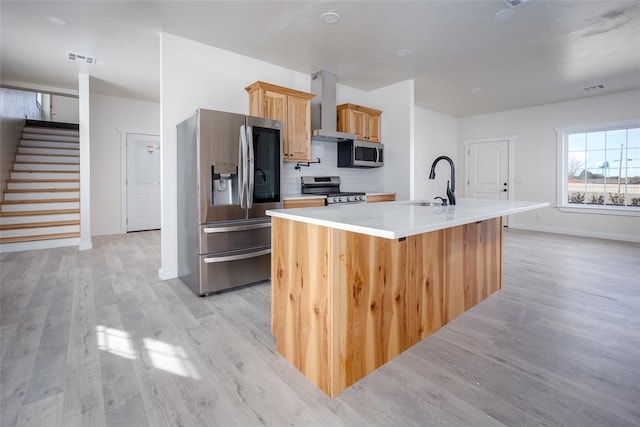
[158, 268, 178, 281]
[78, 241, 93, 250]
[507, 223, 640, 243]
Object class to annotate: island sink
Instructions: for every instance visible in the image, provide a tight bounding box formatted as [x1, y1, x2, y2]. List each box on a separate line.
[403, 201, 443, 207]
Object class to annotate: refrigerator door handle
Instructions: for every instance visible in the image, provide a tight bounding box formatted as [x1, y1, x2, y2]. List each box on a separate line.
[238, 125, 247, 208]
[203, 222, 270, 233]
[246, 126, 255, 209]
[203, 248, 271, 263]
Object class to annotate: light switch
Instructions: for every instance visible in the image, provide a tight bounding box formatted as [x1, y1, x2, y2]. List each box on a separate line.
[515, 177, 525, 184]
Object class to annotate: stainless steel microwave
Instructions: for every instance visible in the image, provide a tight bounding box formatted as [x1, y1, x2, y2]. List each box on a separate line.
[337, 140, 384, 168]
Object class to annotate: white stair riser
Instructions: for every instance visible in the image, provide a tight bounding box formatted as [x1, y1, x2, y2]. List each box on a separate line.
[23, 127, 79, 137]
[4, 192, 80, 201]
[7, 181, 79, 190]
[1, 201, 79, 212]
[0, 213, 80, 225]
[22, 133, 79, 143]
[0, 237, 80, 253]
[21, 140, 79, 149]
[15, 154, 79, 164]
[18, 147, 79, 156]
[14, 163, 79, 171]
[10, 172, 80, 180]
[0, 225, 80, 239]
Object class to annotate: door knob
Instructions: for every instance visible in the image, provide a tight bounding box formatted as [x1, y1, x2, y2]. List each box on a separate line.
[503, 182, 507, 186]
[503, 189, 508, 192]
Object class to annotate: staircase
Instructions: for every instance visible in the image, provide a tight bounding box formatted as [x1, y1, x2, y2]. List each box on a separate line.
[0, 121, 81, 251]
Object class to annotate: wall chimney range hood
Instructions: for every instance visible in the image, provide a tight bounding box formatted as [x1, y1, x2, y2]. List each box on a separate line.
[310, 71, 356, 143]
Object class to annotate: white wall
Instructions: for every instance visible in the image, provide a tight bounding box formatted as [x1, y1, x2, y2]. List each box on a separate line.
[0, 88, 43, 191]
[52, 94, 79, 123]
[459, 90, 640, 242]
[89, 93, 159, 236]
[414, 107, 459, 201]
[370, 80, 414, 200]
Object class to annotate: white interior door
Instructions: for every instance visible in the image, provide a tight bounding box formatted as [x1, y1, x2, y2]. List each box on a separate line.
[466, 140, 509, 201]
[126, 133, 161, 232]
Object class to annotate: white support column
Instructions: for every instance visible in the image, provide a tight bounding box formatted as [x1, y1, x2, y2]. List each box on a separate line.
[78, 73, 92, 250]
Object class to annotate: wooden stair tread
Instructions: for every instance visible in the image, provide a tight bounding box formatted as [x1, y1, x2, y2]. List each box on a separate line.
[14, 161, 79, 165]
[0, 209, 80, 217]
[7, 179, 80, 183]
[9, 169, 80, 173]
[18, 146, 79, 151]
[4, 188, 79, 193]
[1, 198, 80, 204]
[0, 220, 80, 230]
[0, 232, 80, 244]
[20, 140, 79, 145]
[15, 153, 80, 158]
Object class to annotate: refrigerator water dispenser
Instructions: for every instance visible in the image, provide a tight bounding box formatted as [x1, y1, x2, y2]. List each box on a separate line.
[211, 163, 238, 205]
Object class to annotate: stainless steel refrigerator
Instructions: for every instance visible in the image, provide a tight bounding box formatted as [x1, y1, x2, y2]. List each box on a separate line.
[177, 109, 282, 295]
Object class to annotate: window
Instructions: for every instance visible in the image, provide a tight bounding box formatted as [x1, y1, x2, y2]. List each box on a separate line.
[556, 119, 640, 215]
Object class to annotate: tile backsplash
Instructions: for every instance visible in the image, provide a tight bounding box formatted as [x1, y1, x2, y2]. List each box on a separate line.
[281, 141, 384, 194]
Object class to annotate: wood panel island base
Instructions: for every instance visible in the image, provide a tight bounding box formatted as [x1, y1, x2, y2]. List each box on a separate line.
[267, 199, 548, 397]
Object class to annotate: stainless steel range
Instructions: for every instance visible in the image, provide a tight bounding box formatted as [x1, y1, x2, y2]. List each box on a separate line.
[301, 176, 366, 205]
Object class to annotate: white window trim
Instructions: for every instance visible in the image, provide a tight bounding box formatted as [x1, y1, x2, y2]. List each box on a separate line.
[555, 118, 640, 217]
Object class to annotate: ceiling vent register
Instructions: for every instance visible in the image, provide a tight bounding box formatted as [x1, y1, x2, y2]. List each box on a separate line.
[504, 0, 530, 8]
[66, 51, 97, 64]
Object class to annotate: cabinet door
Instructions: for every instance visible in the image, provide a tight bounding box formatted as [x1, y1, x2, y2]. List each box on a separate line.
[350, 109, 367, 141]
[287, 96, 311, 161]
[263, 90, 289, 156]
[366, 113, 381, 143]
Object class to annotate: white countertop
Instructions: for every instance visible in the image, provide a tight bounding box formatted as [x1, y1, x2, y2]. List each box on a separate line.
[267, 198, 550, 239]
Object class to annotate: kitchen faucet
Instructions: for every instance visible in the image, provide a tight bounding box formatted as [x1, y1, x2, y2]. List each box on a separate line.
[428, 156, 456, 205]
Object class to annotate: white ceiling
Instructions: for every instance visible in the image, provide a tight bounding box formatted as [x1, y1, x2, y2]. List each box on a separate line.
[2, 1, 639, 118]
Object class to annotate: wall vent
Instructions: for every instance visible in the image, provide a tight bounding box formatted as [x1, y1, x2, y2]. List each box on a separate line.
[584, 84, 605, 92]
[67, 51, 97, 65]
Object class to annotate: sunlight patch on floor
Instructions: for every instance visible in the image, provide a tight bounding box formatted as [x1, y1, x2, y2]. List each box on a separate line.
[96, 325, 137, 360]
[142, 338, 201, 380]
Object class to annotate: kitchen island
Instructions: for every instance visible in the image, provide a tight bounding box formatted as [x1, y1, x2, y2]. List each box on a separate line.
[266, 198, 548, 397]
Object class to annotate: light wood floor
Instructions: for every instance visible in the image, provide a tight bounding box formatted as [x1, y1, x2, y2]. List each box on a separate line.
[1, 229, 639, 426]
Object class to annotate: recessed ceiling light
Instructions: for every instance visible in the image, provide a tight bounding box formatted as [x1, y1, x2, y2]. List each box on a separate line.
[46, 15, 68, 26]
[493, 9, 515, 20]
[395, 49, 411, 57]
[321, 12, 340, 24]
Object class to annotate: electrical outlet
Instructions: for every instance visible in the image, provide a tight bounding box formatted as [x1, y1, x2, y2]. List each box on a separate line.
[536, 211, 543, 219]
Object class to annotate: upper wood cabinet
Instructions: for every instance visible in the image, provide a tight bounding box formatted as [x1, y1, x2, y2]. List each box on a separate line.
[246, 81, 315, 161]
[337, 103, 383, 143]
